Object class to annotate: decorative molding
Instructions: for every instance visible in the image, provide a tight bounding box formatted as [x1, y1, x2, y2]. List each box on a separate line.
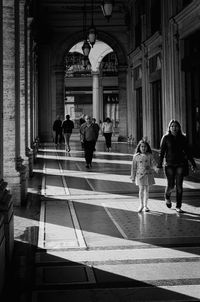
[143, 31, 162, 59]
[174, 0, 200, 39]
[128, 47, 142, 69]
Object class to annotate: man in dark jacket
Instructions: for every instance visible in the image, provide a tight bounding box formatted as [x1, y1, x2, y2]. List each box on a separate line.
[62, 115, 74, 152]
[80, 115, 99, 168]
[53, 115, 62, 145]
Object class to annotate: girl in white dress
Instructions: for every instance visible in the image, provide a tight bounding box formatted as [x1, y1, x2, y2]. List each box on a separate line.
[130, 139, 158, 212]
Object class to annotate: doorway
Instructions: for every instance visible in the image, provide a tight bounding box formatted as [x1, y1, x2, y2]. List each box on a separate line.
[182, 31, 200, 157]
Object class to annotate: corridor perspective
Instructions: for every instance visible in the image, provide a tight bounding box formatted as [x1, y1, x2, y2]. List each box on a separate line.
[3, 137, 200, 302]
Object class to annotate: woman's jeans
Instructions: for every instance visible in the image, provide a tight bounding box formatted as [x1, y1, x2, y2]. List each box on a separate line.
[164, 165, 184, 208]
[104, 133, 112, 148]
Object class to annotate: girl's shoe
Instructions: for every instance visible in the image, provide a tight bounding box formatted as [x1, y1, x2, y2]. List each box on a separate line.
[176, 208, 183, 213]
[144, 206, 150, 212]
[138, 205, 143, 213]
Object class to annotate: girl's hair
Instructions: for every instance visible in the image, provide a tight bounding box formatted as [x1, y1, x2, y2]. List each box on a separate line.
[167, 119, 183, 135]
[105, 117, 111, 123]
[135, 139, 152, 154]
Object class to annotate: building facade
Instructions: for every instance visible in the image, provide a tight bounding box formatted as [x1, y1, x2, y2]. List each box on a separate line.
[1, 0, 200, 293]
[0, 0, 199, 211]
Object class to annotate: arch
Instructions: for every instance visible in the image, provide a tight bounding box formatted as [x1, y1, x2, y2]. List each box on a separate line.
[49, 30, 128, 139]
[52, 30, 127, 68]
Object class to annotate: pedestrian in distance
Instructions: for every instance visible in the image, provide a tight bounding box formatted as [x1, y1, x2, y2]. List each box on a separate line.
[101, 117, 114, 152]
[79, 114, 86, 149]
[130, 139, 158, 212]
[79, 114, 85, 126]
[52, 115, 62, 145]
[80, 115, 99, 168]
[62, 114, 74, 152]
[157, 119, 197, 213]
[92, 118, 100, 151]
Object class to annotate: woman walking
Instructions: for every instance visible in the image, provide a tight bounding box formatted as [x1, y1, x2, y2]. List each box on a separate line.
[102, 117, 114, 152]
[157, 119, 197, 213]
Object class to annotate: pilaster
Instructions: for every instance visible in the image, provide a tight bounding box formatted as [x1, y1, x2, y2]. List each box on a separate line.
[2, 0, 22, 205]
[26, 16, 33, 149]
[0, 179, 14, 265]
[0, 0, 3, 179]
[118, 66, 128, 138]
[92, 71, 100, 122]
[19, 0, 26, 161]
[99, 72, 103, 123]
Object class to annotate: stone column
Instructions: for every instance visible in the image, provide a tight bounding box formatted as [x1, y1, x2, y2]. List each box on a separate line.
[0, 180, 14, 265]
[118, 66, 128, 139]
[0, 0, 3, 179]
[16, 0, 28, 204]
[2, 0, 22, 205]
[26, 16, 32, 149]
[92, 71, 100, 122]
[33, 48, 39, 140]
[142, 44, 151, 142]
[99, 73, 103, 123]
[19, 0, 26, 161]
[168, 18, 182, 124]
[55, 68, 65, 118]
[0, 213, 5, 294]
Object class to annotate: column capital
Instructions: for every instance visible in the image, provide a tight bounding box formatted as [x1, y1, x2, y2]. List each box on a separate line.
[52, 65, 65, 74]
[91, 71, 100, 76]
[27, 17, 34, 28]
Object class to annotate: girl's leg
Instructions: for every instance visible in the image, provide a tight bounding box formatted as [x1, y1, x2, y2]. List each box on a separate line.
[103, 134, 108, 150]
[175, 166, 184, 210]
[143, 186, 150, 211]
[138, 185, 144, 212]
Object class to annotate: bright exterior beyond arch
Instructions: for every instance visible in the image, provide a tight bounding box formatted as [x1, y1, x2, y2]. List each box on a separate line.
[69, 40, 113, 71]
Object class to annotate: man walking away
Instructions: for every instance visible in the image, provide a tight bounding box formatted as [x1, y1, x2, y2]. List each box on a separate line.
[53, 115, 62, 145]
[62, 115, 74, 152]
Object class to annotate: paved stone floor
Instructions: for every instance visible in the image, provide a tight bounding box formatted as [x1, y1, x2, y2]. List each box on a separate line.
[2, 138, 200, 301]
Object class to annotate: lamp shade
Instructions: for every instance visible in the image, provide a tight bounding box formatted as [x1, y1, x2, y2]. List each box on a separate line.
[82, 40, 91, 56]
[88, 25, 97, 47]
[101, 0, 114, 22]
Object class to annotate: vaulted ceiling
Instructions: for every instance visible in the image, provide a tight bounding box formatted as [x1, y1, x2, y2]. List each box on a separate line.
[31, 0, 131, 35]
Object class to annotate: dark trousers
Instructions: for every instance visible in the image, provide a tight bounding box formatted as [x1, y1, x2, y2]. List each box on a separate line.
[54, 131, 62, 144]
[104, 133, 112, 148]
[84, 141, 95, 165]
[164, 165, 184, 208]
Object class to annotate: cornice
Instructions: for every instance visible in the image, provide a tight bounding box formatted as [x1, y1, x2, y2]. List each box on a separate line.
[174, 0, 200, 38]
[128, 47, 142, 68]
[143, 32, 162, 59]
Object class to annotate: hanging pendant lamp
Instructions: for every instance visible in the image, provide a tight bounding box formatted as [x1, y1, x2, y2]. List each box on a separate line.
[82, 40, 91, 57]
[88, 24, 97, 47]
[82, 0, 91, 57]
[88, 0, 97, 47]
[101, 0, 114, 22]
